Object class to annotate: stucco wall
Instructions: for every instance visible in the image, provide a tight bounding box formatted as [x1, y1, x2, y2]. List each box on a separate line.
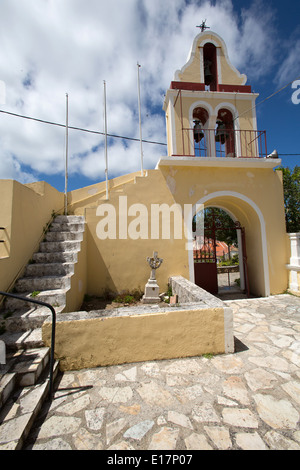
[0, 180, 64, 294]
[81, 165, 288, 299]
[43, 304, 227, 371]
[84, 170, 190, 297]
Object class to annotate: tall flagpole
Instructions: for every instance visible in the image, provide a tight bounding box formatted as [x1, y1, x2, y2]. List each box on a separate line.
[103, 80, 109, 200]
[137, 63, 144, 176]
[64, 93, 69, 216]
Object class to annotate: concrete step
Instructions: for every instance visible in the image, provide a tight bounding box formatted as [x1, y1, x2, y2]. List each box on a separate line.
[0, 373, 16, 410]
[32, 251, 78, 264]
[0, 357, 60, 450]
[49, 222, 85, 232]
[45, 231, 83, 242]
[6, 348, 50, 385]
[25, 262, 74, 277]
[2, 305, 65, 333]
[54, 215, 85, 224]
[0, 214, 84, 448]
[1, 329, 44, 352]
[39, 240, 81, 253]
[0, 381, 48, 450]
[14, 275, 71, 293]
[4, 290, 68, 311]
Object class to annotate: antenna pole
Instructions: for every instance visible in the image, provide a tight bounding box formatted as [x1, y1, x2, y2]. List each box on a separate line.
[103, 80, 109, 199]
[137, 63, 144, 176]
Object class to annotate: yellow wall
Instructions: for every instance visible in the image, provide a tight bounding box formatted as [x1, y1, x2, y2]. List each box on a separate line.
[42, 306, 225, 371]
[84, 170, 189, 297]
[0, 180, 13, 260]
[158, 164, 288, 296]
[68, 164, 288, 299]
[68, 171, 143, 215]
[0, 180, 64, 293]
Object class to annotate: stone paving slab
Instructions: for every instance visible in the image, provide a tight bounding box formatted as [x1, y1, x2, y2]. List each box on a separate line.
[23, 294, 300, 450]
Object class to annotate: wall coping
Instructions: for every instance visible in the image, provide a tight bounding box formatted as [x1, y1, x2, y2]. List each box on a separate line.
[169, 275, 224, 308]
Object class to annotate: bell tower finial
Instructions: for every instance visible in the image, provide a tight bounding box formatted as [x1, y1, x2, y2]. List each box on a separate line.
[196, 20, 210, 32]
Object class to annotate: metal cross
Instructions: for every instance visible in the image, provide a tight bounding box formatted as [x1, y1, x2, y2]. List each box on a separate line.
[197, 20, 210, 32]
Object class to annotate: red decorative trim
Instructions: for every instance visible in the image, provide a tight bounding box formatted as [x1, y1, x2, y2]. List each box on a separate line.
[217, 84, 252, 93]
[170, 81, 205, 91]
[170, 81, 252, 93]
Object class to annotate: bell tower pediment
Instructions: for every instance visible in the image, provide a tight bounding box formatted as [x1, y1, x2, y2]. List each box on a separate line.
[174, 31, 247, 90]
[161, 30, 279, 166]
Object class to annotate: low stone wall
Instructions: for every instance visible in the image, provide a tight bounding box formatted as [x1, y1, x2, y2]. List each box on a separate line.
[169, 275, 223, 307]
[217, 265, 239, 274]
[43, 276, 234, 371]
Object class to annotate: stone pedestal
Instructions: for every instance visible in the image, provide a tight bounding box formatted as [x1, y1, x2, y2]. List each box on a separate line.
[142, 251, 163, 304]
[142, 279, 161, 304]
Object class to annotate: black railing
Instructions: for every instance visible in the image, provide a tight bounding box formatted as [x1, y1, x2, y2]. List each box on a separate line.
[0, 291, 56, 400]
[0, 227, 5, 243]
[182, 128, 267, 158]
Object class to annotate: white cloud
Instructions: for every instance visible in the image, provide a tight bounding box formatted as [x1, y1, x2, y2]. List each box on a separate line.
[275, 38, 300, 86]
[0, 0, 290, 187]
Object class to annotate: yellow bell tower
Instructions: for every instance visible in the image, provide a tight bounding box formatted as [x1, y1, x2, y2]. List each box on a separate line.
[163, 30, 266, 160]
[157, 29, 288, 298]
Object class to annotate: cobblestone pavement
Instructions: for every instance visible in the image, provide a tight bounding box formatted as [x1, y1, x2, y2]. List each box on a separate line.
[24, 294, 300, 451]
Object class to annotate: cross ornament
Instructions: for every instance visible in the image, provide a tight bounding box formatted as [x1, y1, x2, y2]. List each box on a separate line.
[147, 251, 163, 280]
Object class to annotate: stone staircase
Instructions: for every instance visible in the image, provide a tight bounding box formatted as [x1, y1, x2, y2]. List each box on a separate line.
[0, 349, 60, 449]
[0, 215, 85, 449]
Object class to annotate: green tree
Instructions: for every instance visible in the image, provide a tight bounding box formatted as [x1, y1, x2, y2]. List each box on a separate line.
[278, 166, 300, 233]
[193, 208, 237, 258]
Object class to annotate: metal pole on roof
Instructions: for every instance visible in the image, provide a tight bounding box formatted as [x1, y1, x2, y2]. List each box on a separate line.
[103, 80, 109, 199]
[137, 63, 144, 176]
[64, 93, 69, 216]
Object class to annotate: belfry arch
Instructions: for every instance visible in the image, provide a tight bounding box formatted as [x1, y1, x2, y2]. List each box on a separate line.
[203, 42, 218, 91]
[215, 108, 236, 157]
[188, 191, 270, 298]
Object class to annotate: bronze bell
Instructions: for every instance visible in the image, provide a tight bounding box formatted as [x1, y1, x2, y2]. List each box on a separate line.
[193, 120, 204, 143]
[204, 59, 213, 85]
[215, 120, 228, 144]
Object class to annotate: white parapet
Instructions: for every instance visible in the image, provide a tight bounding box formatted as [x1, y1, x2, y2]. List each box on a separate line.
[287, 233, 300, 292]
[289, 233, 300, 266]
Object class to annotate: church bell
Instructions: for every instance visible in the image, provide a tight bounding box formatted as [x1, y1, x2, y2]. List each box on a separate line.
[215, 120, 228, 144]
[193, 120, 204, 143]
[204, 59, 213, 85]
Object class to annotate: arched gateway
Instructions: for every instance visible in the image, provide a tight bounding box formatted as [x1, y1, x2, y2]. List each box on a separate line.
[189, 191, 270, 297]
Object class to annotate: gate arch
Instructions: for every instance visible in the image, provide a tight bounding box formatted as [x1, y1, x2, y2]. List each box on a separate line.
[188, 191, 270, 297]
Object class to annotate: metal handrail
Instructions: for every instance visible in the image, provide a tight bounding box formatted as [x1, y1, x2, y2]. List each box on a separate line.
[0, 291, 56, 400]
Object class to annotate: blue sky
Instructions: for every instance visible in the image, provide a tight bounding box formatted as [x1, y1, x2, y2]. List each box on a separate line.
[0, 0, 299, 193]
